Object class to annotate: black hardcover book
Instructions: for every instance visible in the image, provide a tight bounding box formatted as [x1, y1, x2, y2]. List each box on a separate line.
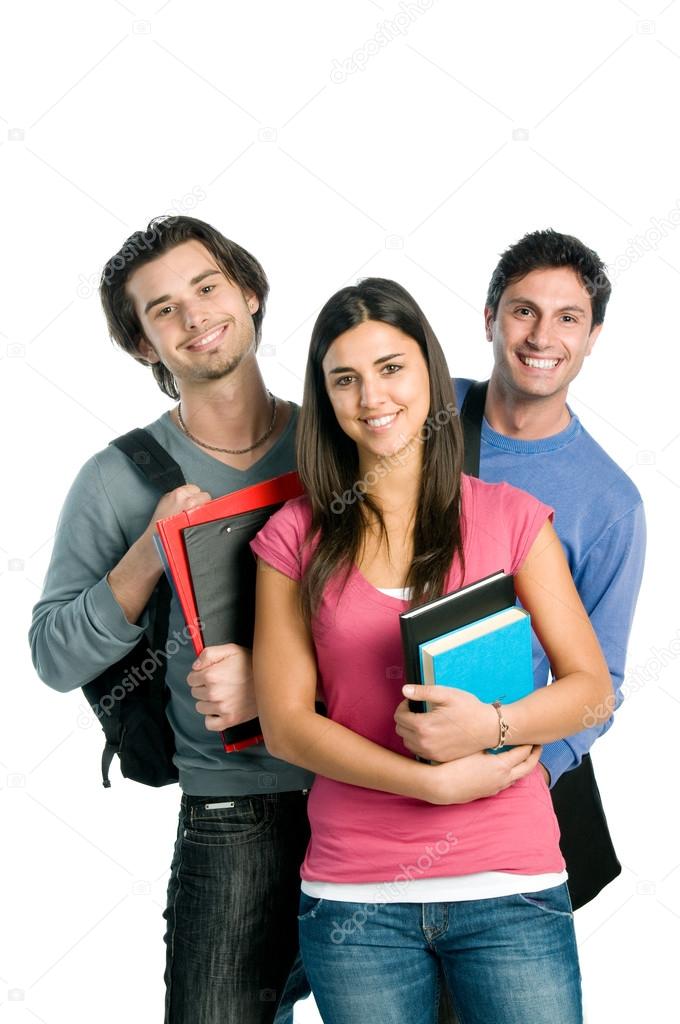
[399, 570, 516, 713]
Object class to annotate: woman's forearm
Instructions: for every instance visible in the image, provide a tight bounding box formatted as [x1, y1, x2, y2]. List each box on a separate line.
[510, 519, 615, 746]
[263, 703, 541, 807]
[503, 670, 613, 746]
[265, 707, 435, 800]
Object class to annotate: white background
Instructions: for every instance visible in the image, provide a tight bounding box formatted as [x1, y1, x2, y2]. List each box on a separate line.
[2, 1, 679, 1021]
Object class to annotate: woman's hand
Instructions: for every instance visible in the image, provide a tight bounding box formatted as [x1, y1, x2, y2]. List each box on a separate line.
[394, 685, 499, 761]
[423, 744, 543, 805]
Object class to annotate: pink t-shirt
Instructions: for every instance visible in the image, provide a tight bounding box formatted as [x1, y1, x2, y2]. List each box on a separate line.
[250, 474, 564, 883]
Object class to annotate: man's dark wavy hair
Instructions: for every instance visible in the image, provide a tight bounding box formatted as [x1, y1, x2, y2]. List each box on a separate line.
[485, 228, 611, 329]
[99, 216, 269, 400]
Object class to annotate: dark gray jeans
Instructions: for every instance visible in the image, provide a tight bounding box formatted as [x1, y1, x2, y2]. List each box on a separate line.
[163, 790, 311, 1024]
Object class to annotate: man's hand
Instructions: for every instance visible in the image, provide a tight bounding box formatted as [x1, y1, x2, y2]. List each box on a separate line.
[108, 484, 213, 625]
[123, 485, 213, 580]
[144, 484, 212, 546]
[187, 644, 257, 732]
[395, 684, 499, 761]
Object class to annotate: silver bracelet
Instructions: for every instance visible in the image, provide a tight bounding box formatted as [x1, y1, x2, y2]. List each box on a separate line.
[490, 700, 509, 750]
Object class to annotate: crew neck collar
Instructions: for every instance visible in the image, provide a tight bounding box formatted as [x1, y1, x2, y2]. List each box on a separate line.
[481, 407, 581, 455]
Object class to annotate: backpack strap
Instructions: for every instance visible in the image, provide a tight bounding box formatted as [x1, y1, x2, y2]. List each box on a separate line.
[459, 380, 489, 478]
[91, 428, 185, 788]
[111, 427, 186, 491]
[101, 741, 118, 790]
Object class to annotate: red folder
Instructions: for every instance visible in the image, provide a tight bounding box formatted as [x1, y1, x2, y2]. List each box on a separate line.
[156, 470, 304, 751]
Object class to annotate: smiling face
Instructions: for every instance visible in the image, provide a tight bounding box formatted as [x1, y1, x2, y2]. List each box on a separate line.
[126, 239, 259, 388]
[485, 266, 602, 403]
[321, 320, 431, 465]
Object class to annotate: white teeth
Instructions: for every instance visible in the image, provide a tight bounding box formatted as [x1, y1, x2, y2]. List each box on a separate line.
[189, 326, 223, 349]
[364, 413, 397, 427]
[521, 356, 559, 369]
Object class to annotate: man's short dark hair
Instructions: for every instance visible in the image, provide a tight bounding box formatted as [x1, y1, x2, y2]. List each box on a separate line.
[99, 216, 269, 399]
[485, 228, 611, 330]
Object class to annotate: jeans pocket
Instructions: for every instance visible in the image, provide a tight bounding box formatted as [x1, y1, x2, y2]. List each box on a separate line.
[517, 882, 574, 917]
[182, 795, 274, 846]
[298, 894, 324, 922]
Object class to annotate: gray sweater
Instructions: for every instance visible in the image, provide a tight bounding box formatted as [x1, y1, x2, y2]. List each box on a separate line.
[29, 405, 314, 796]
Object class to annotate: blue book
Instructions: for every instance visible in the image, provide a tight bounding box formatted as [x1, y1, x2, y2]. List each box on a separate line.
[419, 607, 533, 710]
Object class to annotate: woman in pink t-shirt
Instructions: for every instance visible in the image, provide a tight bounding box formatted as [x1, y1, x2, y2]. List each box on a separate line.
[251, 279, 611, 1024]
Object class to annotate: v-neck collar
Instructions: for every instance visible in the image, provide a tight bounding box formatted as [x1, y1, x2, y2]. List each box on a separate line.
[162, 402, 298, 477]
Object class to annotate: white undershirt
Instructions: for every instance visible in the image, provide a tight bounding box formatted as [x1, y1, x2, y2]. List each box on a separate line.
[301, 585, 567, 903]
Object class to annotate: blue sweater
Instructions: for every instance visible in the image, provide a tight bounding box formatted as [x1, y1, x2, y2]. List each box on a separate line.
[455, 379, 646, 786]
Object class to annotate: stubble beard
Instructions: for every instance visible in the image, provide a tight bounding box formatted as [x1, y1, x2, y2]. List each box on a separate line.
[185, 349, 245, 384]
[177, 319, 255, 386]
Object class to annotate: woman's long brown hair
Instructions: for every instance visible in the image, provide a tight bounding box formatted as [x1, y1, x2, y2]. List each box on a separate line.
[297, 278, 465, 621]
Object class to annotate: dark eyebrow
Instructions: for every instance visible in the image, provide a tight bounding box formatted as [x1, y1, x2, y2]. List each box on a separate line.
[328, 352, 405, 375]
[557, 305, 587, 316]
[143, 270, 222, 315]
[505, 296, 587, 316]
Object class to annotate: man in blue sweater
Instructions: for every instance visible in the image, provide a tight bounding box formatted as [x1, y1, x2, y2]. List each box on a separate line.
[396, 228, 645, 899]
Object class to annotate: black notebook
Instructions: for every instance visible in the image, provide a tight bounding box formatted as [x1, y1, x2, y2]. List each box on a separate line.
[399, 570, 516, 713]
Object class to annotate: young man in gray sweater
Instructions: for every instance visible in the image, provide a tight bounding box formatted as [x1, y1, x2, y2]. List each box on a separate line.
[29, 216, 312, 1024]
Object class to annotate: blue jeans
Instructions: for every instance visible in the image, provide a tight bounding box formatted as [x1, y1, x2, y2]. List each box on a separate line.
[163, 790, 311, 1024]
[298, 883, 582, 1024]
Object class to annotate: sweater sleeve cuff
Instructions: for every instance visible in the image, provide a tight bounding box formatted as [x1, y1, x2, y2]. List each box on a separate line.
[540, 739, 578, 788]
[86, 575, 150, 642]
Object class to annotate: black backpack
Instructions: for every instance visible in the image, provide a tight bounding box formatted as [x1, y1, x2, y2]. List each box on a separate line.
[460, 380, 622, 910]
[82, 429, 185, 788]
